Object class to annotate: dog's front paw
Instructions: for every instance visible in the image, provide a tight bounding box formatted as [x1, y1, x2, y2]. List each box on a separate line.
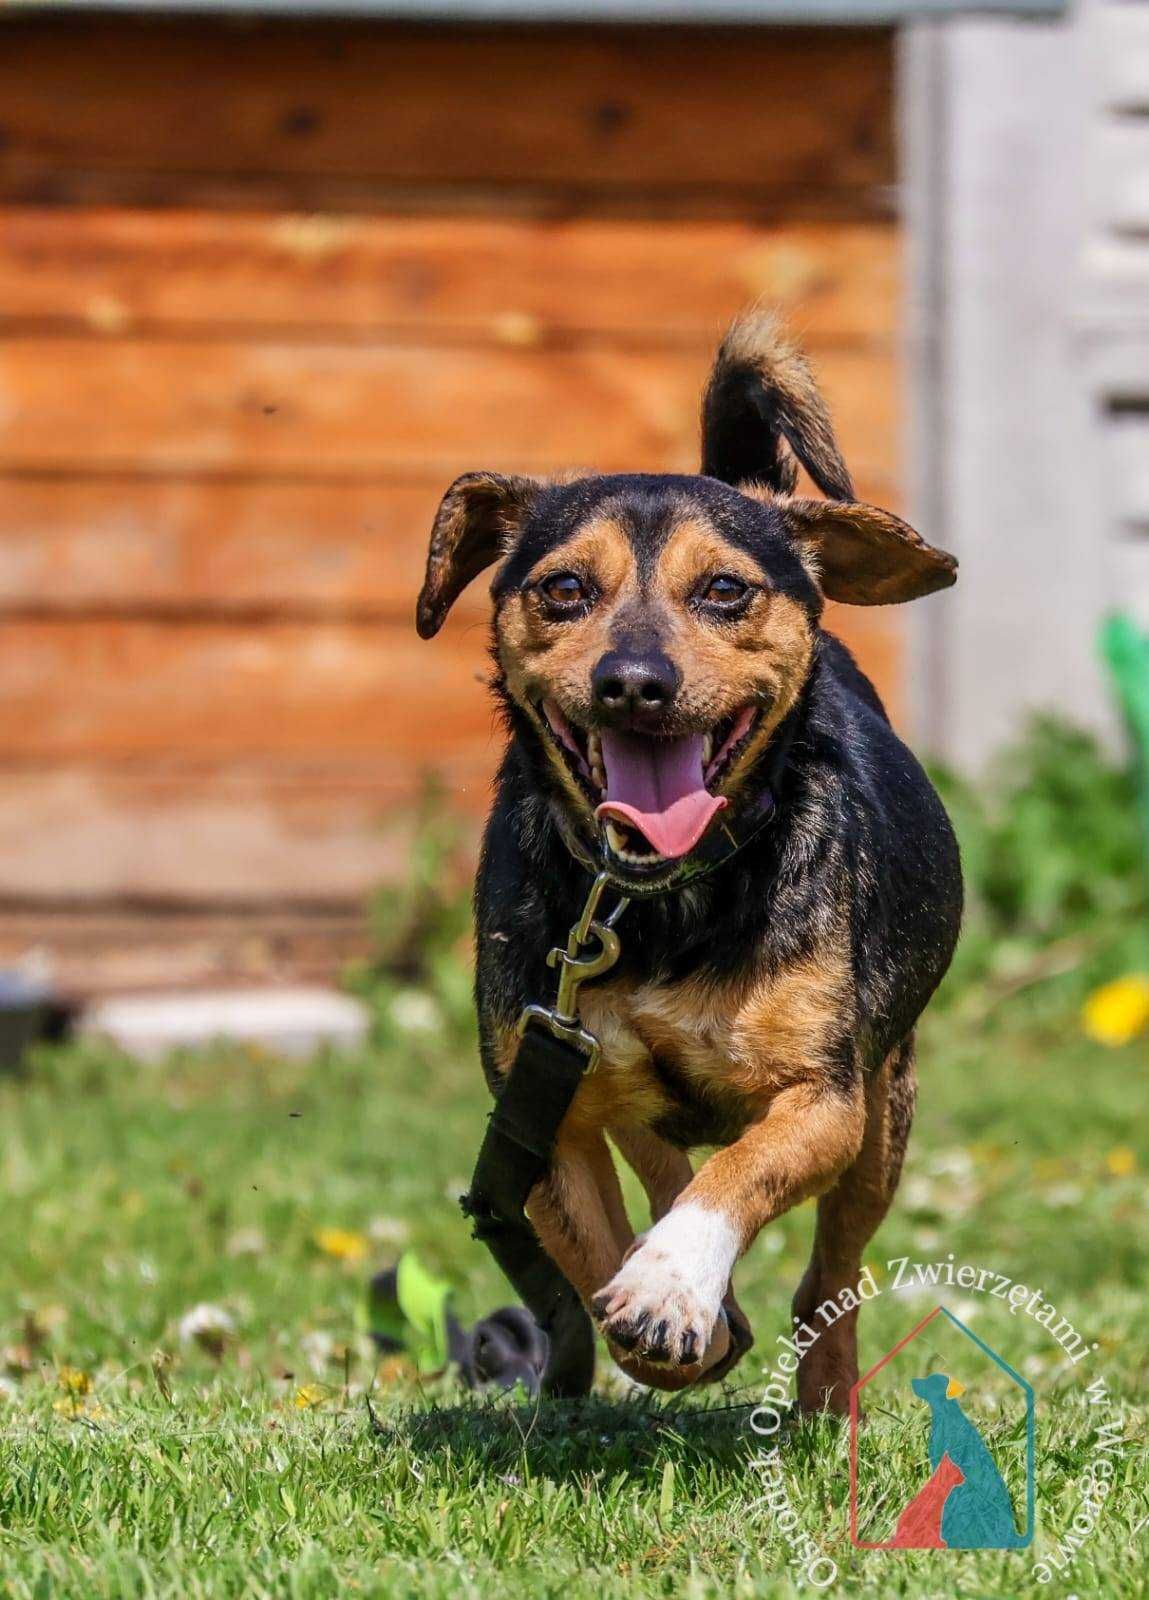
[591, 1242, 726, 1370]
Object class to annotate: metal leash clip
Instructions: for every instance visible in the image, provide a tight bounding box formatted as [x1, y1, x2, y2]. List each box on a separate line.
[516, 870, 629, 1072]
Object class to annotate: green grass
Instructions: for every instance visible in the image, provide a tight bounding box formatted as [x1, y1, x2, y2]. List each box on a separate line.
[2, 720, 1148, 1598]
[0, 979, 1145, 1599]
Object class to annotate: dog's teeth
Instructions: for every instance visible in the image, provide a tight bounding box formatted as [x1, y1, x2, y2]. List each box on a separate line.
[587, 732, 606, 791]
[604, 819, 664, 866]
[585, 732, 601, 790]
[702, 732, 713, 764]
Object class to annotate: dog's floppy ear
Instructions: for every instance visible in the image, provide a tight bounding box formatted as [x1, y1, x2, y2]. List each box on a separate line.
[701, 310, 854, 501]
[777, 496, 957, 605]
[416, 471, 539, 639]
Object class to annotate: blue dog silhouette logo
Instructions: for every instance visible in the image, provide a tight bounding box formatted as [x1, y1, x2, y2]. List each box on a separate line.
[850, 1305, 1035, 1550]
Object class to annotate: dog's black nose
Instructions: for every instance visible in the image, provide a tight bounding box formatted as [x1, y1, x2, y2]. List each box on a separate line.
[591, 650, 679, 724]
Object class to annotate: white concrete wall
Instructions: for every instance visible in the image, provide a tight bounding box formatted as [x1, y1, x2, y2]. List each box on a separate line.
[903, 1, 1146, 767]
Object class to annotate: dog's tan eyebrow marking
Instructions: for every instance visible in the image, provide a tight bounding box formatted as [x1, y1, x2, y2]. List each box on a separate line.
[655, 517, 765, 598]
[525, 516, 638, 597]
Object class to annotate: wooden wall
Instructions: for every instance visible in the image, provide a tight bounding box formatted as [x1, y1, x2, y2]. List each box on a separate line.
[0, 16, 899, 988]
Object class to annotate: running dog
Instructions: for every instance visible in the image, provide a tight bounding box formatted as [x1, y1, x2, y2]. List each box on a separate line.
[416, 312, 962, 1411]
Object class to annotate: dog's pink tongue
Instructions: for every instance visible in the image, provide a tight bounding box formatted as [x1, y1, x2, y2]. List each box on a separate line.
[595, 730, 727, 859]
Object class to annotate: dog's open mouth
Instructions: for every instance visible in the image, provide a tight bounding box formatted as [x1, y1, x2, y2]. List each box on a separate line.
[541, 701, 760, 867]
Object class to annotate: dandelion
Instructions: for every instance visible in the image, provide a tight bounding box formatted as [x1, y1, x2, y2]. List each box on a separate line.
[177, 1303, 235, 1357]
[293, 1383, 328, 1409]
[54, 1367, 97, 1418]
[313, 1227, 368, 1264]
[1082, 976, 1149, 1047]
[53, 1396, 107, 1421]
[1105, 1146, 1137, 1178]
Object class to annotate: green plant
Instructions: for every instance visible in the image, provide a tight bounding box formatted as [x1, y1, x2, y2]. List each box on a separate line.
[931, 717, 1147, 1007]
[345, 781, 476, 1035]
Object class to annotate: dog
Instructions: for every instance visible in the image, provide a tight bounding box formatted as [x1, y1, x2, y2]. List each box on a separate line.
[416, 312, 962, 1412]
[903, 1374, 1026, 1547]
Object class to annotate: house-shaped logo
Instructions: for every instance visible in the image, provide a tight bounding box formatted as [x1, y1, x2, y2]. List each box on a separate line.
[849, 1305, 1035, 1550]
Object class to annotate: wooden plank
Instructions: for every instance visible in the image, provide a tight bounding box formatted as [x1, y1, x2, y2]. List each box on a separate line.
[0, 604, 899, 905]
[0, 20, 893, 208]
[0, 616, 498, 763]
[0, 468, 902, 615]
[0, 763, 471, 903]
[0, 903, 382, 996]
[0, 209, 898, 345]
[0, 340, 896, 487]
[0, 480, 444, 616]
[0, 608, 901, 765]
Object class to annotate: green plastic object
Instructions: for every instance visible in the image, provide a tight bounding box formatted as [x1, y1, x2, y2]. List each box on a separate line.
[1100, 613, 1149, 862]
[365, 1251, 454, 1374]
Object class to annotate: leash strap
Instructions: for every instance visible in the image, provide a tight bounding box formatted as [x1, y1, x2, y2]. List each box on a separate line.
[461, 874, 626, 1396]
[461, 1021, 592, 1287]
[460, 1025, 600, 1397]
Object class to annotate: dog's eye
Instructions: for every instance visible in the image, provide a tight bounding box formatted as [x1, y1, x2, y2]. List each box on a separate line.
[699, 574, 749, 606]
[539, 572, 588, 608]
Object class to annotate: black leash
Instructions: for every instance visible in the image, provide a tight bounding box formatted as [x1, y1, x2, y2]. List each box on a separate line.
[461, 873, 628, 1396]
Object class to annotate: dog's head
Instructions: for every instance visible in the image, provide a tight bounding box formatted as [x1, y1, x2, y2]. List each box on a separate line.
[417, 313, 956, 891]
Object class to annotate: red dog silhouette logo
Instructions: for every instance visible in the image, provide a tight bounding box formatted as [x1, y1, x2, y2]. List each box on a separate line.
[850, 1306, 1035, 1550]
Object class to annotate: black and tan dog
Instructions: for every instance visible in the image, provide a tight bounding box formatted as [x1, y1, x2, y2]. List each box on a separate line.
[416, 313, 962, 1412]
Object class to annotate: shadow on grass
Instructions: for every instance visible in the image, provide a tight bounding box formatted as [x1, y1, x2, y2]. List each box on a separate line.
[375, 1393, 769, 1481]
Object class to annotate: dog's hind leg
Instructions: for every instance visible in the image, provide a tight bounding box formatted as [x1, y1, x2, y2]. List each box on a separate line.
[609, 1124, 692, 1223]
[527, 1127, 634, 1293]
[791, 1036, 916, 1415]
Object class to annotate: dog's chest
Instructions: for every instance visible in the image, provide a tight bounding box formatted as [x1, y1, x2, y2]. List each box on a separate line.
[567, 963, 830, 1145]
[492, 942, 846, 1147]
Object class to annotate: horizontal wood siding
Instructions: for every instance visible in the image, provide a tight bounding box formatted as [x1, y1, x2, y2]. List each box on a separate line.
[0, 20, 893, 211]
[0, 16, 899, 964]
[0, 210, 896, 342]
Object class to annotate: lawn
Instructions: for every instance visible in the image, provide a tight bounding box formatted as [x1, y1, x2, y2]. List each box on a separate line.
[1, 728, 1147, 1598]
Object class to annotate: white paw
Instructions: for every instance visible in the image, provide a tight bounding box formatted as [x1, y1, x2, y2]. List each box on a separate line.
[590, 1203, 739, 1369]
[593, 1246, 720, 1365]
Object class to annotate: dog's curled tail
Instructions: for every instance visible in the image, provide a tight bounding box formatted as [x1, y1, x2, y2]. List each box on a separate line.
[700, 310, 854, 502]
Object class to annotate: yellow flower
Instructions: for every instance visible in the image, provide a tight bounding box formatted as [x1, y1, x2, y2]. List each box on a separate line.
[1105, 1146, 1137, 1178]
[52, 1397, 107, 1421]
[293, 1383, 328, 1409]
[1082, 976, 1149, 1047]
[313, 1227, 368, 1264]
[57, 1366, 91, 1396]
